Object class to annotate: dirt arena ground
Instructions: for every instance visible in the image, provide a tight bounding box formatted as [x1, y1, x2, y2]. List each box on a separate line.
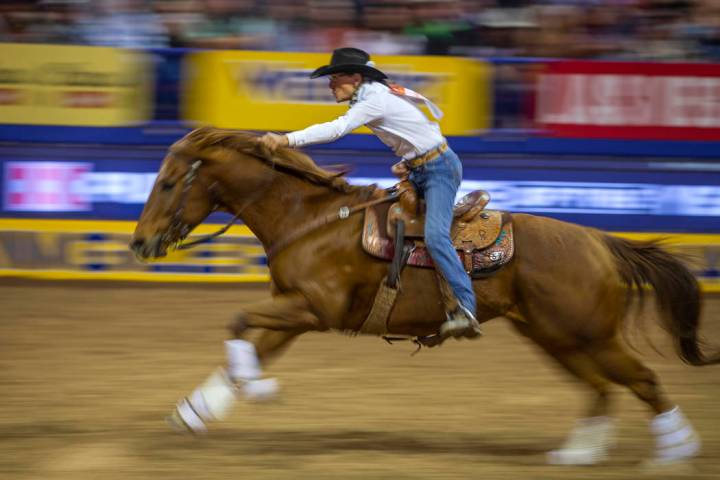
[1, 281, 718, 480]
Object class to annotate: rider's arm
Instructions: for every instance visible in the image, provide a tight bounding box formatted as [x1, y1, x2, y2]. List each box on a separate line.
[286, 94, 384, 147]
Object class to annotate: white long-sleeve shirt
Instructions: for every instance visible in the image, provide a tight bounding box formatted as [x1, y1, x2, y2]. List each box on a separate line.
[286, 81, 445, 160]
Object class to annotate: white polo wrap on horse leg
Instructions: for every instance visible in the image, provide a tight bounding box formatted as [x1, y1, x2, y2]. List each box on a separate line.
[546, 416, 615, 465]
[225, 339, 261, 380]
[242, 377, 280, 401]
[225, 339, 279, 402]
[170, 368, 237, 434]
[173, 398, 208, 433]
[649, 406, 700, 464]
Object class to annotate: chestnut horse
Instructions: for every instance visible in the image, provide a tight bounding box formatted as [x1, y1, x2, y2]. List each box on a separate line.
[131, 127, 718, 465]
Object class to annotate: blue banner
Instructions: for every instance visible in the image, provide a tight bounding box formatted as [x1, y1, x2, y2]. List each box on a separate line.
[1, 152, 719, 232]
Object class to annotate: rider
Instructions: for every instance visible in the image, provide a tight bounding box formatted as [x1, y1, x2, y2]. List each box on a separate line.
[258, 47, 481, 340]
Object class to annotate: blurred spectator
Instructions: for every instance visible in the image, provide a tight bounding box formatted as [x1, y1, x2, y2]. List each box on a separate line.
[152, 0, 205, 48]
[9, 0, 82, 44]
[684, 0, 720, 60]
[79, 0, 169, 48]
[0, 0, 719, 61]
[178, 0, 277, 50]
[403, 0, 473, 55]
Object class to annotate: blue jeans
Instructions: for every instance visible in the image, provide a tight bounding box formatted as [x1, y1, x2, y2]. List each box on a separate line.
[408, 148, 477, 314]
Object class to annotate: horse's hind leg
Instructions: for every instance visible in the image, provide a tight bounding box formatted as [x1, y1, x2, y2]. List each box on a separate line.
[543, 350, 616, 466]
[589, 338, 701, 465]
[589, 338, 671, 414]
[510, 319, 615, 465]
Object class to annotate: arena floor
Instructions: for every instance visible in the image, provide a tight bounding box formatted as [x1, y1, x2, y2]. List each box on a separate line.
[1, 282, 718, 480]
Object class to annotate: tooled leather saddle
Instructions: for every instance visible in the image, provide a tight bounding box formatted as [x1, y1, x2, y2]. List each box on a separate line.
[362, 181, 514, 277]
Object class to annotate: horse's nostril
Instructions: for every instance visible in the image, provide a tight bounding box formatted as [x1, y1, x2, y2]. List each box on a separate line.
[130, 239, 145, 251]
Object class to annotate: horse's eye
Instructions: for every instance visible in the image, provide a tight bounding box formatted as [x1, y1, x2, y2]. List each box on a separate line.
[161, 181, 175, 192]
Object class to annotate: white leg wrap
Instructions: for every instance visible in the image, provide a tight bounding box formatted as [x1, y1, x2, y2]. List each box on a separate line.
[167, 340, 281, 434]
[172, 398, 208, 434]
[547, 416, 615, 465]
[225, 339, 261, 381]
[241, 378, 280, 402]
[193, 368, 238, 421]
[168, 368, 237, 434]
[649, 406, 701, 464]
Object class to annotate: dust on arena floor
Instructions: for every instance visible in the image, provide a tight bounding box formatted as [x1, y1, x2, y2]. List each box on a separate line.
[0, 280, 718, 480]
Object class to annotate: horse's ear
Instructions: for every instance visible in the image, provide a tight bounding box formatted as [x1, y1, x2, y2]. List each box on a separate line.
[329, 177, 351, 191]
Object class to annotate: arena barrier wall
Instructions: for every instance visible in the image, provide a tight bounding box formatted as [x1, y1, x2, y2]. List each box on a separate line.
[0, 219, 717, 291]
[181, 50, 491, 135]
[0, 43, 154, 126]
[0, 219, 268, 282]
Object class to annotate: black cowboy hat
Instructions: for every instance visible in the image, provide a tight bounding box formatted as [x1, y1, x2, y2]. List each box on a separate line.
[310, 47, 388, 80]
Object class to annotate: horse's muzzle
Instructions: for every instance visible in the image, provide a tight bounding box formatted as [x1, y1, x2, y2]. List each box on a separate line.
[129, 236, 166, 260]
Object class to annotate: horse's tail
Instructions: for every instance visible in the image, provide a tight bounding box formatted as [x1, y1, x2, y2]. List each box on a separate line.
[602, 234, 720, 366]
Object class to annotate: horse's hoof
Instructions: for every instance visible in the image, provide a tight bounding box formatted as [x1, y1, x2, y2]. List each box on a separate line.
[546, 447, 608, 465]
[640, 458, 698, 474]
[167, 399, 208, 435]
[166, 409, 200, 435]
[642, 438, 700, 470]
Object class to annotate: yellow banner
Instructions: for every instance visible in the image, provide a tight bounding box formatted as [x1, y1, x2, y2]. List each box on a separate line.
[0, 43, 153, 126]
[0, 219, 718, 290]
[182, 51, 490, 136]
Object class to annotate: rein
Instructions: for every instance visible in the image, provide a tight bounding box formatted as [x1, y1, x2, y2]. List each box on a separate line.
[176, 214, 239, 250]
[168, 157, 399, 257]
[265, 191, 397, 263]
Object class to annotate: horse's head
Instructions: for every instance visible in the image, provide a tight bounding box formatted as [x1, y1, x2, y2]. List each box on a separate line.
[130, 146, 217, 260]
[131, 126, 363, 260]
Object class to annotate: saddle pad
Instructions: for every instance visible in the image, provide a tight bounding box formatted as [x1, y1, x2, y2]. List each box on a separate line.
[362, 204, 514, 276]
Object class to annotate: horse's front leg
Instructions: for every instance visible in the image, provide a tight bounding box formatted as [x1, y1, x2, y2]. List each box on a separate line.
[168, 294, 320, 434]
[229, 292, 325, 335]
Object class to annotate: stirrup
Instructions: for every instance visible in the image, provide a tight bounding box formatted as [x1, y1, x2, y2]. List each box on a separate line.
[440, 306, 483, 339]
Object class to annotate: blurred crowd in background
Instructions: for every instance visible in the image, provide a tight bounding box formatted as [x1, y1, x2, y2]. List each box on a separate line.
[1, 0, 719, 60]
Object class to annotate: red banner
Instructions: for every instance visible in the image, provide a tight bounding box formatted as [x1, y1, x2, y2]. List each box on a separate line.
[536, 61, 720, 140]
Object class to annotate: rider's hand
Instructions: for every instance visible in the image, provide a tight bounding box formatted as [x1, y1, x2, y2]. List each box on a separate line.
[391, 161, 409, 178]
[258, 132, 289, 153]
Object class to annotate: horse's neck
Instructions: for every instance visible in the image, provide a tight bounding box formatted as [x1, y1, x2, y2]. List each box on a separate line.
[230, 172, 350, 251]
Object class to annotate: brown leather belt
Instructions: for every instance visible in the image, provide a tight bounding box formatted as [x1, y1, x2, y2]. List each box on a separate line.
[404, 143, 448, 170]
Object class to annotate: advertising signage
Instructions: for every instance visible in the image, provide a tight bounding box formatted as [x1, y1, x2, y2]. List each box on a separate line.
[536, 60, 720, 140]
[2, 158, 719, 232]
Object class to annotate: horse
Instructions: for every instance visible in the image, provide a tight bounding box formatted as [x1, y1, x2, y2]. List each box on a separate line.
[130, 126, 719, 466]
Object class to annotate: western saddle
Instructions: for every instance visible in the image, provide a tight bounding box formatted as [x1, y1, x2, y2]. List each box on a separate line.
[362, 179, 514, 276]
[358, 179, 514, 336]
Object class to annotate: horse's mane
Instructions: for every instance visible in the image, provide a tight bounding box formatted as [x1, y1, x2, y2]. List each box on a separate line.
[175, 126, 369, 195]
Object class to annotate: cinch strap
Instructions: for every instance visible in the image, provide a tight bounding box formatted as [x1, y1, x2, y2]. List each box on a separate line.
[388, 84, 444, 120]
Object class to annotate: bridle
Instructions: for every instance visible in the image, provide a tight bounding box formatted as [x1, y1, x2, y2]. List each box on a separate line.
[163, 160, 239, 251]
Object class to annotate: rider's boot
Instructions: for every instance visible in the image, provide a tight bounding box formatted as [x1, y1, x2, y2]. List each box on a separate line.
[440, 304, 483, 339]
